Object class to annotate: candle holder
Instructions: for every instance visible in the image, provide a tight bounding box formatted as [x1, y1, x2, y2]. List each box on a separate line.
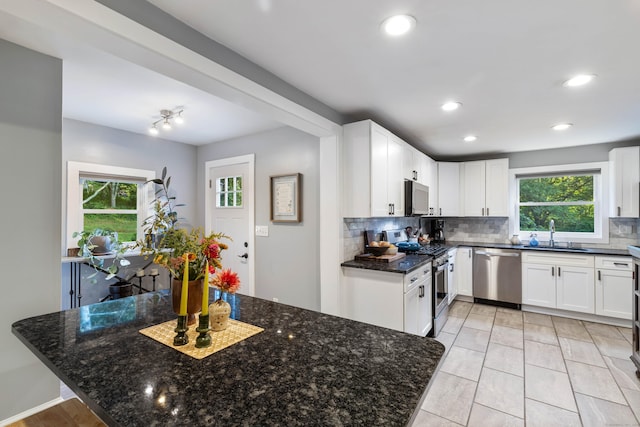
[149, 270, 159, 291]
[195, 314, 211, 348]
[173, 315, 189, 346]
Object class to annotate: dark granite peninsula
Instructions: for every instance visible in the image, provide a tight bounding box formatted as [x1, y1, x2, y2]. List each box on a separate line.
[12, 291, 444, 426]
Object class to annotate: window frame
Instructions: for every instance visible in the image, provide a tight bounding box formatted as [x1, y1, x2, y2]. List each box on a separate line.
[508, 162, 610, 245]
[215, 174, 244, 208]
[66, 161, 155, 251]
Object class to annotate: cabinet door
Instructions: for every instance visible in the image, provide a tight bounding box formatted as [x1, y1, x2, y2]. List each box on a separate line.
[596, 269, 633, 319]
[556, 266, 595, 314]
[522, 263, 556, 308]
[370, 125, 391, 216]
[485, 159, 509, 217]
[387, 136, 404, 216]
[456, 247, 473, 296]
[437, 162, 460, 216]
[418, 279, 433, 336]
[610, 147, 640, 217]
[403, 144, 416, 182]
[463, 161, 486, 216]
[404, 285, 420, 335]
[426, 156, 438, 213]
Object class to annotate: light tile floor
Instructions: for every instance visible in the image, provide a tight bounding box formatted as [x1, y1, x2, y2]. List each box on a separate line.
[414, 301, 640, 427]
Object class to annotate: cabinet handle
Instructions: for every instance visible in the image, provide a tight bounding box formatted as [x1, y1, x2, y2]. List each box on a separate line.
[419, 285, 424, 298]
[558, 267, 561, 277]
[410, 277, 418, 283]
[487, 208, 490, 216]
[469, 250, 471, 259]
[614, 262, 629, 267]
[618, 206, 621, 216]
[551, 266, 555, 276]
[439, 208, 442, 216]
[449, 263, 454, 272]
[481, 208, 484, 216]
[598, 270, 601, 281]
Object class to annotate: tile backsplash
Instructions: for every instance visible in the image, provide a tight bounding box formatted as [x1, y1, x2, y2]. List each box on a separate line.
[343, 216, 640, 261]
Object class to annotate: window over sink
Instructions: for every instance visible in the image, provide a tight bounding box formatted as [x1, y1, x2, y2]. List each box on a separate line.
[509, 162, 609, 244]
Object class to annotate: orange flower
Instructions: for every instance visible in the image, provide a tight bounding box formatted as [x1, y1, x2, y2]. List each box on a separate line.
[212, 269, 241, 294]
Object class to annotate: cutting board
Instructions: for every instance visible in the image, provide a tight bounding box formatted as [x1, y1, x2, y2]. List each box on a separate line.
[355, 252, 406, 263]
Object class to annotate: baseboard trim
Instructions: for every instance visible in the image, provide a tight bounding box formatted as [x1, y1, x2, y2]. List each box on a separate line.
[0, 397, 63, 426]
[521, 305, 632, 328]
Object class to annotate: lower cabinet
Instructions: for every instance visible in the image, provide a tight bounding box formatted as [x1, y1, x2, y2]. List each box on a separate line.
[341, 264, 432, 336]
[595, 256, 633, 319]
[456, 247, 473, 297]
[447, 248, 457, 303]
[522, 252, 595, 314]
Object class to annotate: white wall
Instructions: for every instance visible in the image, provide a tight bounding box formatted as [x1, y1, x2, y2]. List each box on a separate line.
[0, 39, 62, 420]
[197, 127, 321, 310]
[61, 119, 198, 305]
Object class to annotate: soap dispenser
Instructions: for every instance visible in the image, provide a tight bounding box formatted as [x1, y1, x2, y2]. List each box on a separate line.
[529, 232, 539, 247]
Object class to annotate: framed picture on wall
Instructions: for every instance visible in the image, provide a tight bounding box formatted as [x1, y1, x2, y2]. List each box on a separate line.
[270, 173, 302, 223]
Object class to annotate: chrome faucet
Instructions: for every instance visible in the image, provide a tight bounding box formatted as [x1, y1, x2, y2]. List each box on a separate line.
[549, 219, 555, 247]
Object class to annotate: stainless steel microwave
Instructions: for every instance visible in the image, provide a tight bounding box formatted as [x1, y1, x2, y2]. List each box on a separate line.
[404, 180, 429, 215]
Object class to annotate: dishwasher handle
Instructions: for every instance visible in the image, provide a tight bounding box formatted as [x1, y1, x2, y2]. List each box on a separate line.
[475, 251, 520, 257]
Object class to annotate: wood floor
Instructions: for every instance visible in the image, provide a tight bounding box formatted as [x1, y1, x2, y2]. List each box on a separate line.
[7, 398, 105, 427]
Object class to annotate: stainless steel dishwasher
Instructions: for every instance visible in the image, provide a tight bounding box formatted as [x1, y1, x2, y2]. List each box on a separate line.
[473, 248, 522, 308]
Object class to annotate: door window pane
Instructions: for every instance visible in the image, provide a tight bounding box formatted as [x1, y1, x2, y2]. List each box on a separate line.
[216, 175, 243, 207]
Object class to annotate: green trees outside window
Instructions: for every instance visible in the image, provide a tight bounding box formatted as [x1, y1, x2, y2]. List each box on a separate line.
[82, 179, 139, 241]
[519, 175, 595, 232]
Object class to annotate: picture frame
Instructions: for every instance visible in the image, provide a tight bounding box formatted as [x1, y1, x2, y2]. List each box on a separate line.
[270, 173, 302, 223]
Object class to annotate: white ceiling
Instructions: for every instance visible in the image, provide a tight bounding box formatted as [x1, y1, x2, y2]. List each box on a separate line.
[148, 0, 640, 157]
[1, 1, 639, 156]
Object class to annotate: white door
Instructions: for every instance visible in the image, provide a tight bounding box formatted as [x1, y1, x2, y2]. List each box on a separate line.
[206, 155, 255, 296]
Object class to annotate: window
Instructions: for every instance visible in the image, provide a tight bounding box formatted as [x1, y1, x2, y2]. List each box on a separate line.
[519, 174, 595, 232]
[510, 162, 609, 244]
[216, 175, 243, 207]
[67, 162, 155, 249]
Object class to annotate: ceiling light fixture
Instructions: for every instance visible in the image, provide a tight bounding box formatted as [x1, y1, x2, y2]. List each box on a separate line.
[563, 74, 596, 88]
[441, 102, 462, 111]
[463, 135, 477, 142]
[381, 14, 416, 36]
[552, 123, 573, 131]
[149, 108, 184, 135]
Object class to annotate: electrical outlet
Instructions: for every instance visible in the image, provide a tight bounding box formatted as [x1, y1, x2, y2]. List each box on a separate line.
[256, 225, 269, 237]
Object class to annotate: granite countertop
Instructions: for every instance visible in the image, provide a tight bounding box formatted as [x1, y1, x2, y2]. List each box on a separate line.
[12, 292, 444, 426]
[446, 240, 631, 256]
[341, 254, 433, 274]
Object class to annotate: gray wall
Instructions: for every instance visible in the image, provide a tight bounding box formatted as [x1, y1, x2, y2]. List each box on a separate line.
[0, 39, 62, 420]
[61, 119, 198, 306]
[197, 127, 321, 311]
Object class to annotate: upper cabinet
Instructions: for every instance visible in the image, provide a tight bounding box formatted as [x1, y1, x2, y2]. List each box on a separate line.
[343, 120, 404, 217]
[609, 146, 640, 218]
[437, 162, 461, 216]
[462, 159, 509, 217]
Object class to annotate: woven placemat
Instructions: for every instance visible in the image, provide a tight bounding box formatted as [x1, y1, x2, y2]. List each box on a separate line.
[139, 318, 264, 360]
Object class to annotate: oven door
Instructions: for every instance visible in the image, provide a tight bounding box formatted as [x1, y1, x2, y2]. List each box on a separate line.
[434, 261, 449, 312]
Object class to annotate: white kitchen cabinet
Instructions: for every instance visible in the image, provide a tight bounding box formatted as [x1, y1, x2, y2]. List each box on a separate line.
[462, 158, 509, 217]
[343, 120, 404, 217]
[426, 156, 438, 215]
[448, 248, 458, 303]
[456, 247, 473, 297]
[595, 256, 633, 319]
[403, 144, 428, 185]
[437, 162, 461, 216]
[522, 252, 595, 314]
[341, 263, 432, 336]
[609, 146, 640, 218]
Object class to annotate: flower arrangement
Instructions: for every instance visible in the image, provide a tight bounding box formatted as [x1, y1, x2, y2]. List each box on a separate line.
[140, 167, 240, 292]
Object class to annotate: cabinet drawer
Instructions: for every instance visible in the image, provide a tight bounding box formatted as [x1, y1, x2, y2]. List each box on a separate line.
[595, 256, 632, 271]
[522, 252, 594, 267]
[404, 263, 432, 292]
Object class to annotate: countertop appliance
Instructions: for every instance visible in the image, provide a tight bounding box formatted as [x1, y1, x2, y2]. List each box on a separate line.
[473, 248, 522, 308]
[431, 219, 446, 243]
[404, 180, 429, 216]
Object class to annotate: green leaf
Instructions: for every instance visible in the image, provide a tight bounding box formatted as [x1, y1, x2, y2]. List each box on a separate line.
[161, 166, 167, 180]
[151, 178, 163, 185]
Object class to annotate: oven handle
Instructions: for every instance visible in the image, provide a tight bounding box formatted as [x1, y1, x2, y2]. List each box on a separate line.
[436, 263, 448, 273]
[475, 251, 520, 257]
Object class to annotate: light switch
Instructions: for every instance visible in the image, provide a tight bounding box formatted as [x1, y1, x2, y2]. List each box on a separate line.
[256, 225, 269, 237]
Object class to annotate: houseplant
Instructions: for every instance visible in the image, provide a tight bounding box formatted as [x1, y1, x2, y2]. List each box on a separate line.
[139, 167, 239, 324]
[72, 228, 131, 282]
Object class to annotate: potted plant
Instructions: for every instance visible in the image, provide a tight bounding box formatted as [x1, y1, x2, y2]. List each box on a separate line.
[72, 228, 131, 282]
[139, 167, 239, 324]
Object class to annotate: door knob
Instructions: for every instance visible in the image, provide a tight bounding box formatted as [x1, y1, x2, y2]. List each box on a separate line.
[238, 253, 248, 259]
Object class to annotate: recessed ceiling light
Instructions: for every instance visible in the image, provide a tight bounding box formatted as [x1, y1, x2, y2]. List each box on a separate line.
[441, 102, 462, 111]
[563, 74, 596, 88]
[552, 123, 573, 131]
[381, 15, 416, 36]
[463, 135, 477, 142]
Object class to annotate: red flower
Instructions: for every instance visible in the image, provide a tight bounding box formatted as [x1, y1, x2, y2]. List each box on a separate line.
[212, 269, 241, 294]
[204, 243, 220, 260]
